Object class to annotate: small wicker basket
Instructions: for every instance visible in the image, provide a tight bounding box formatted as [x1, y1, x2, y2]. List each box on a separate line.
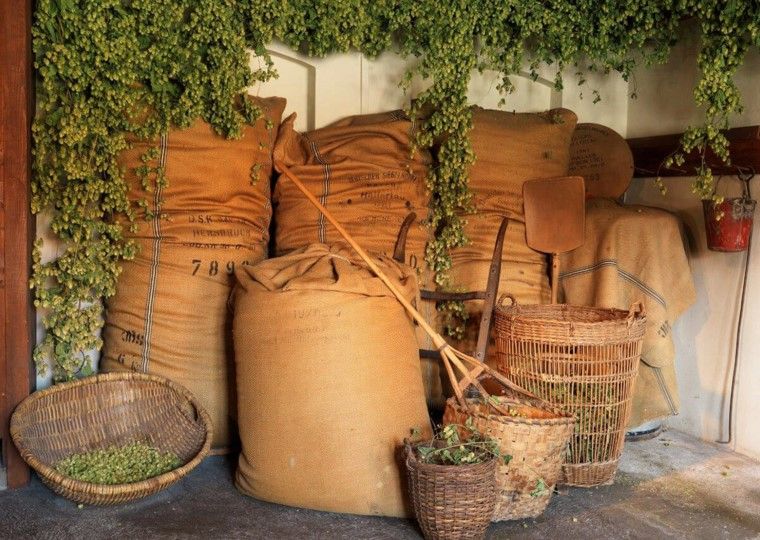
[405, 444, 498, 540]
[10, 372, 212, 505]
[443, 395, 574, 520]
[494, 298, 645, 487]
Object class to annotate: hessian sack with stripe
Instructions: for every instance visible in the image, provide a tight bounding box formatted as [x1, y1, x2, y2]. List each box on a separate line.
[271, 111, 445, 405]
[101, 96, 287, 448]
[445, 107, 578, 367]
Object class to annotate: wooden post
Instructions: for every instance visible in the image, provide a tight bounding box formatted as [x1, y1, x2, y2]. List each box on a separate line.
[0, 0, 34, 488]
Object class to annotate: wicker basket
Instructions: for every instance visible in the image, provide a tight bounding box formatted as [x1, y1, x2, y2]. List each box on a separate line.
[493, 299, 645, 487]
[10, 372, 212, 505]
[405, 444, 498, 540]
[443, 395, 574, 520]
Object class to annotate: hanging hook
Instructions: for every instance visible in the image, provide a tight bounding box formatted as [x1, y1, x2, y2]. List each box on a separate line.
[736, 165, 755, 200]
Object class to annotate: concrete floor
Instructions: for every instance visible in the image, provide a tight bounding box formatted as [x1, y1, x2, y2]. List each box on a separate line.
[1, 429, 759, 540]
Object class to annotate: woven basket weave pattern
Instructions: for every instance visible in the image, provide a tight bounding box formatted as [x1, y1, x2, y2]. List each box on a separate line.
[443, 397, 574, 520]
[11, 372, 212, 505]
[406, 446, 498, 540]
[494, 303, 645, 487]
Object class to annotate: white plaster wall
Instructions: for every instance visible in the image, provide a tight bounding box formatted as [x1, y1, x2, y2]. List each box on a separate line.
[625, 34, 760, 460]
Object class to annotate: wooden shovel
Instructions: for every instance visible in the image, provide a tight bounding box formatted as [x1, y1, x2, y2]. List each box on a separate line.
[523, 176, 586, 303]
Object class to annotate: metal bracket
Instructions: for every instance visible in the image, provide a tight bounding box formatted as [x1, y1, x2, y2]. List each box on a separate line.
[395, 214, 509, 366]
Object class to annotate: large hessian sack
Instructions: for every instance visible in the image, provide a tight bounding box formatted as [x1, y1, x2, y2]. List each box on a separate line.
[233, 244, 432, 517]
[273, 111, 431, 271]
[101, 96, 287, 449]
[447, 107, 578, 362]
[272, 111, 442, 403]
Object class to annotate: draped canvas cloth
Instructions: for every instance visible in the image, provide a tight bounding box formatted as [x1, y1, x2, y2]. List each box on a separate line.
[560, 198, 697, 427]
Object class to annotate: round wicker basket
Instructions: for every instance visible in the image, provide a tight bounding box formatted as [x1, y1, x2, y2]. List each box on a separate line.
[10, 372, 212, 505]
[444, 396, 574, 521]
[405, 444, 498, 540]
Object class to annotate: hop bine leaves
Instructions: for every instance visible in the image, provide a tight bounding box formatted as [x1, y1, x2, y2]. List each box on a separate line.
[32, 1, 759, 379]
[413, 419, 510, 466]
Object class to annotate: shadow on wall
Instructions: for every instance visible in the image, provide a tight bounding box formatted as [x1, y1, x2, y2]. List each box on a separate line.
[625, 176, 746, 445]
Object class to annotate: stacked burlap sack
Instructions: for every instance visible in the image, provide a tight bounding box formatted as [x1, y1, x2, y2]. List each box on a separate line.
[445, 107, 578, 370]
[272, 107, 578, 408]
[98, 103, 584, 519]
[101, 97, 286, 449]
[272, 111, 444, 401]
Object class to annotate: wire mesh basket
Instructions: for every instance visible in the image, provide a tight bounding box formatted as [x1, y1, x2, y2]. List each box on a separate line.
[493, 297, 645, 487]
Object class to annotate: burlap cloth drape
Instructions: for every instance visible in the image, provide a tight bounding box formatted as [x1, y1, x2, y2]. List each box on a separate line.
[560, 198, 697, 427]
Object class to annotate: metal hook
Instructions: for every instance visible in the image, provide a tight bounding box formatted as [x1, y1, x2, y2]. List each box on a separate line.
[735, 165, 755, 200]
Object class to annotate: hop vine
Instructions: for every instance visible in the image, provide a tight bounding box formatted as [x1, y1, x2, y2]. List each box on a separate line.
[31, 0, 760, 380]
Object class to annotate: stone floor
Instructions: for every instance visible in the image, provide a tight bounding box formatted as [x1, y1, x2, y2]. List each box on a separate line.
[1, 429, 759, 539]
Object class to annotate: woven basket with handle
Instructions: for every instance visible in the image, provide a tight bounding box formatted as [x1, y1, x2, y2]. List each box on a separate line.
[10, 372, 212, 505]
[443, 394, 574, 521]
[494, 297, 646, 487]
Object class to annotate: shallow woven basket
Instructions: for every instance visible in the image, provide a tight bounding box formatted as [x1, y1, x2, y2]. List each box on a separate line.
[494, 300, 645, 487]
[405, 444, 498, 540]
[443, 395, 574, 521]
[10, 372, 212, 505]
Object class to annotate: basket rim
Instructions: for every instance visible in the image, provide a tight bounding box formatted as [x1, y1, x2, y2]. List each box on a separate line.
[445, 396, 575, 426]
[10, 372, 213, 497]
[495, 303, 646, 327]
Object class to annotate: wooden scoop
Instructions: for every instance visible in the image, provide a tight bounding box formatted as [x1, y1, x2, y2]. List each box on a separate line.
[523, 176, 586, 303]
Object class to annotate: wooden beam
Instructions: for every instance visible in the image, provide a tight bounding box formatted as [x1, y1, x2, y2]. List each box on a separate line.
[628, 125, 760, 178]
[0, 0, 34, 488]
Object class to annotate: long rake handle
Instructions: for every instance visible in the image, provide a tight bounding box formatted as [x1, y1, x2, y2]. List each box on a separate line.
[275, 160, 537, 413]
[276, 161, 448, 350]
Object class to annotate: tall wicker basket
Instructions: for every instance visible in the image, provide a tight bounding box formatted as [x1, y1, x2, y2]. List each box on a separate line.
[493, 298, 645, 487]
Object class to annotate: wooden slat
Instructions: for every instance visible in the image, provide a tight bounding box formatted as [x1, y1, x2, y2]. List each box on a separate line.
[628, 125, 760, 178]
[0, 9, 5, 484]
[0, 0, 34, 488]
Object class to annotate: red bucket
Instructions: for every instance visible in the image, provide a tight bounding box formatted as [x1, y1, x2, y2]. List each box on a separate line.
[702, 198, 756, 252]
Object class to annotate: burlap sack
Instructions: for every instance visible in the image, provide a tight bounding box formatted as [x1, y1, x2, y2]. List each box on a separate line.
[232, 244, 432, 518]
[273, 111, 431, 271]
[101, 96, 286, 448]
[272, 111, 443, 404]
[560, 198, 697, 426]
[446, 107, 578, 366]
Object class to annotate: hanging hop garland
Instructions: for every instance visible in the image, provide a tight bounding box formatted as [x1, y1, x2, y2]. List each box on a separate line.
[31, 0, 760, 380]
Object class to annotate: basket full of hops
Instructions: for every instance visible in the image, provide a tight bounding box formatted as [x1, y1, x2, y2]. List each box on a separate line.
[405, 420, 507, 540]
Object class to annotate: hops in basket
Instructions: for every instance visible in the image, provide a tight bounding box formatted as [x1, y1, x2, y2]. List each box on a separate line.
[412, 418, 511, 466]
[56, 441, 180, 485]
[406, 419, 510, 540]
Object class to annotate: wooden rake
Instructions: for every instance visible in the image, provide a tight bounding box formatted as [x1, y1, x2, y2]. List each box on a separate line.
[275, 160, 533, 413]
